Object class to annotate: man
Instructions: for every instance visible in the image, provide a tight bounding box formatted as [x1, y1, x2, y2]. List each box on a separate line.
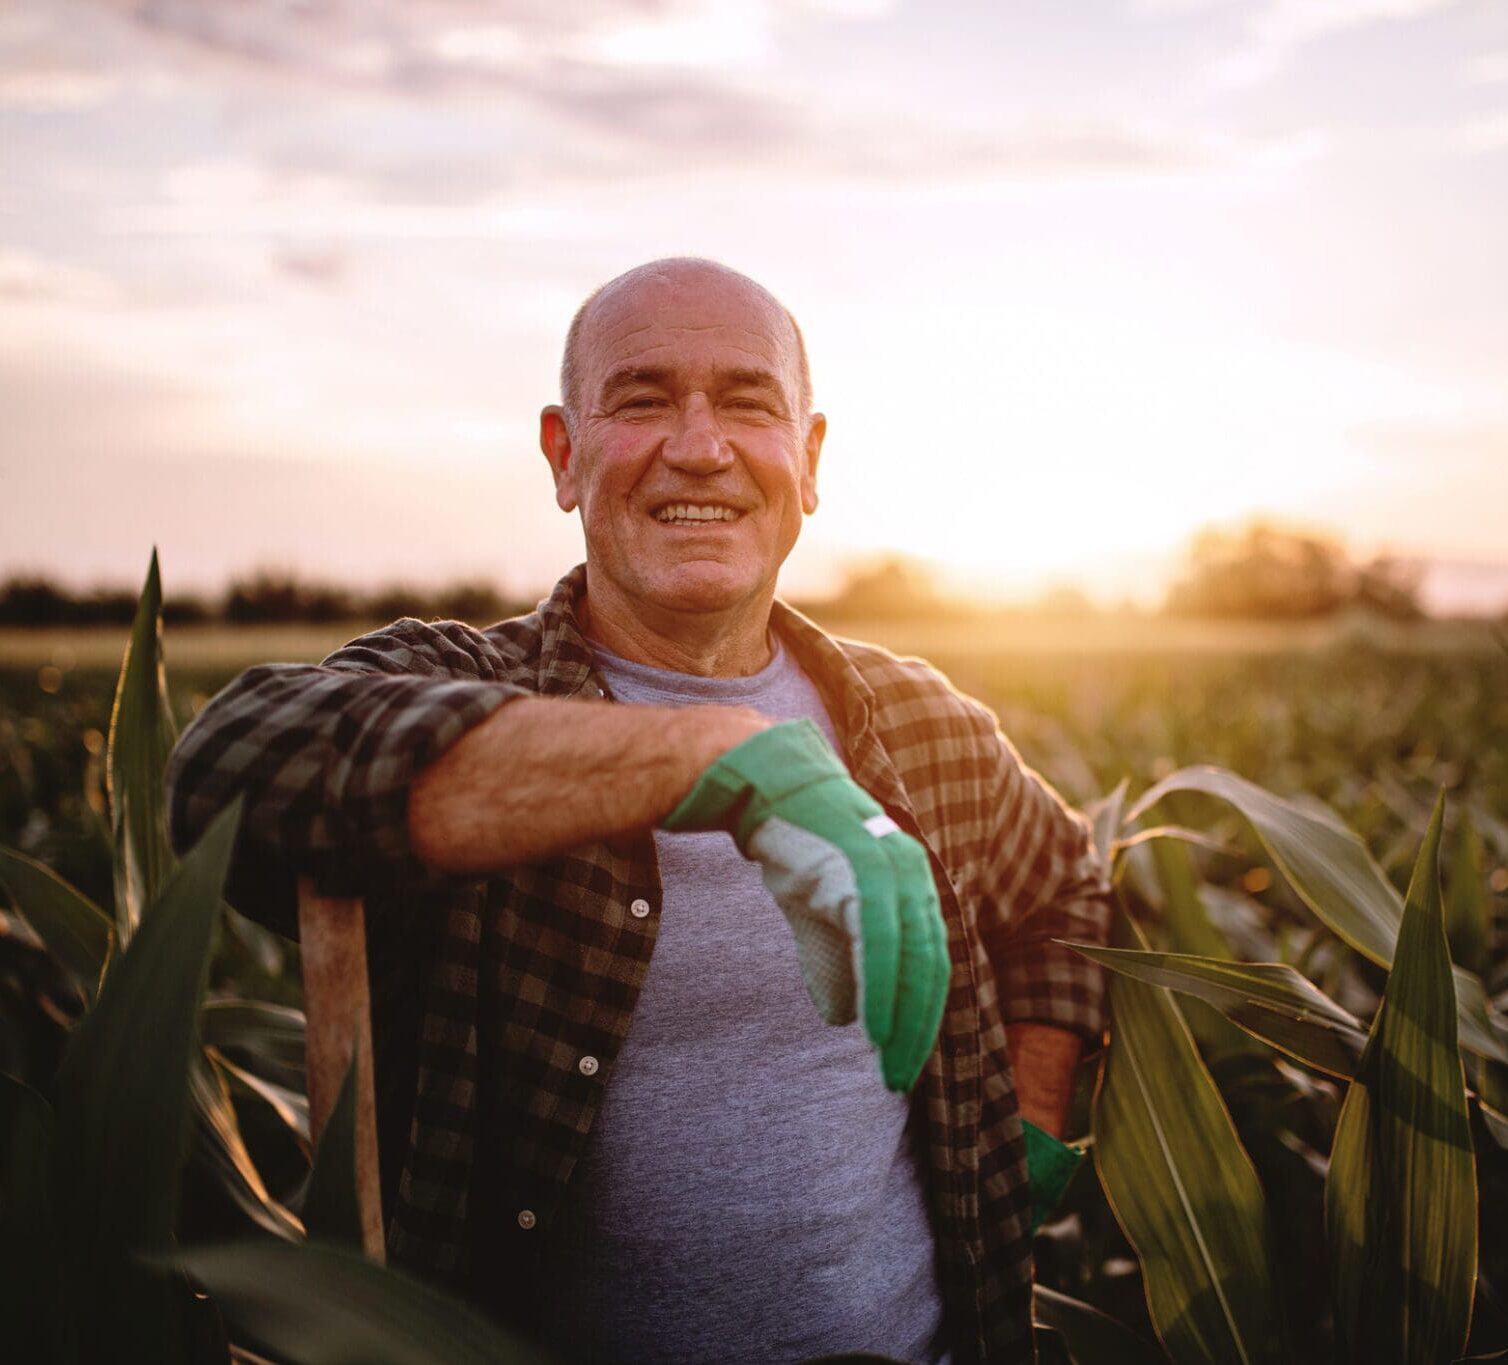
[166, 258, 1111, 1363]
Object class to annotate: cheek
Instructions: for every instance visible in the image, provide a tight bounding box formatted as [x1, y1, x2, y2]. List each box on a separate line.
[604, 434, 664, 492]
[748, 443, 808, 508]
[578, 438, 655, 513]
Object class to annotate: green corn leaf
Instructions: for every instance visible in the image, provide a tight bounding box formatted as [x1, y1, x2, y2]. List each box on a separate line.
[1087, 779, 1128, 880]
[1452, 972, 1508, 1066]
[1032, 1285, 1166, 1365]
[302, 1053, 364, 1250]
[0, 846, 114, 1000]
[192, 1055, 304, 1241]
[208, 1046, 310, 1146]
[106, 548, 179, 944]
[0, 1074, 71, 1365]
[1065, 943, 1368, 1078]
[1445, 811, 1489, 975]
[1325, 795, 1477, 1365]
[51, 798, 240, 1364]
[1477, 1058, 1508, 1150]
[1146, 836, 1259, 1060]
[1113, 825, 1243, 860]
[170, 1240, 550, 1364]
[201, 998, 307, 1091]
[1149, 837, 1231, 961]
[1092, 912, 1286, 1364]
[1127, 767, 1508, 1066]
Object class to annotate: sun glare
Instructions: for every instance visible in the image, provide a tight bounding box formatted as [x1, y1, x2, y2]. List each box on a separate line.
[805, 291, 1458, 601]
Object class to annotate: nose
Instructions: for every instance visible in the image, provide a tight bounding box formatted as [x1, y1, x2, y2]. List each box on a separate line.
[661, 394, 733, 474]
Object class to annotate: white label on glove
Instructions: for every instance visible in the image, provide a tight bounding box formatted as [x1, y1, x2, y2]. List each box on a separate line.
[863, 814, 901, 839]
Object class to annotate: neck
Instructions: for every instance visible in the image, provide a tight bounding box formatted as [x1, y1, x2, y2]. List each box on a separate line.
[578, 580, 776, 678]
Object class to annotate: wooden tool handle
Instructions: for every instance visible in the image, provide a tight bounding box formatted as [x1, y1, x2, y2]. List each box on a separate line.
[297, 876, 385, 1263]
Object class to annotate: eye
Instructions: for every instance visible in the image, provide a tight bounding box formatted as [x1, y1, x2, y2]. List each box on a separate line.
[619, 396, 665, 411]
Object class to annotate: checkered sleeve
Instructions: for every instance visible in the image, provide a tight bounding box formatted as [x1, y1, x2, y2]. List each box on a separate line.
[976, 723, 1113, 1044]
[165, 617, 527, 933]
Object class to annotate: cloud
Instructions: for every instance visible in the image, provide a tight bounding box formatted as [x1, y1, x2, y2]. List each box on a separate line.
[1127, 0, 1230, 13]
[1160, 0, 1468, 89]
[0, 0, 1272, 224]
[1247, 0, 1460, 47]
[0, 249, 119, 305]
[100, 0, 896, 80]
[271, 244, 348, 285]
[62, 0, 1255, 188]
[92, 0, 695, 86]
[0, 2, 126, 107]
[100, 111, 1237, 243]
[0, 63, 117, 107]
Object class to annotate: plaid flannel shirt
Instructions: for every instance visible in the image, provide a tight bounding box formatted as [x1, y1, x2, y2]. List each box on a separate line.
[166, 563, 1111, 1363]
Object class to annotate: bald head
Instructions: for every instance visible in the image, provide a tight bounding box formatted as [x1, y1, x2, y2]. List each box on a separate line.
[559, 257, 812, 428]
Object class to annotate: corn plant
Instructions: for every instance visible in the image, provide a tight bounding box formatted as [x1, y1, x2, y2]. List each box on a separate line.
[3, 550, 1504, 1363]
[1037, 769, 1506, 1363]
[0, 552, 545, 1364]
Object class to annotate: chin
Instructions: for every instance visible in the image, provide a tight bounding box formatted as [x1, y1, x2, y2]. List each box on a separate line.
[645, 559, 767, 614]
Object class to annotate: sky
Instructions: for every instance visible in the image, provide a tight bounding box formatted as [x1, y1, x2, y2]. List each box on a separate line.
[2, 0, 1506, 611]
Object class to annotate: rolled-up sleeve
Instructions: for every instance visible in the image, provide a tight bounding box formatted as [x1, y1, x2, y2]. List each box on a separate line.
[165, 617, 527, 933]
[974, 726, 1112, 1044]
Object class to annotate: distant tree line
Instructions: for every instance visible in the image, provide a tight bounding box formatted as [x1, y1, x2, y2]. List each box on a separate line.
[0, 526, 1447, 628]
[812, 527, 1432, 623]
[0, 572, 535, 628]
[1163, 523, 1425, 620]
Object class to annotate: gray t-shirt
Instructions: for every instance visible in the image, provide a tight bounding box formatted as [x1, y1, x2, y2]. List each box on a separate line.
[525, 636, 948, 1364]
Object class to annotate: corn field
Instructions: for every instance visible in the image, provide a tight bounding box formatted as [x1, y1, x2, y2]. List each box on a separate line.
[1, 552, 1505, 1364]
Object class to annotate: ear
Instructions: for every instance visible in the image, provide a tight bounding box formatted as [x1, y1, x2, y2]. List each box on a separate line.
[539, 406, 578, 512]
[800, 412, 825, 515]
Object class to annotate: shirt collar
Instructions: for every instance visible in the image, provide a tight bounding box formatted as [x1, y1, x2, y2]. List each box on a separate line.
[532, 565, 912, 821]
[771, 599, 911, 819]
[534, 564, 598, 698]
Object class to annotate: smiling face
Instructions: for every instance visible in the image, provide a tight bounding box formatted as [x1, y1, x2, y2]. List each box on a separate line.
[540, 263, 825, 636]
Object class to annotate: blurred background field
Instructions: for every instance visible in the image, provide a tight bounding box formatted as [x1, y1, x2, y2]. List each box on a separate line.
[4, 575, 1507, 1360]
[7, 603, 1505, 962]
[1, 607, 1502, 674]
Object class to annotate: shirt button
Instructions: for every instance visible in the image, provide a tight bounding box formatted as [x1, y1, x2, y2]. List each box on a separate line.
[578, 1054, 599, 1076]
[630, 898, 651, 918]
[517, 1209, 536, 1230]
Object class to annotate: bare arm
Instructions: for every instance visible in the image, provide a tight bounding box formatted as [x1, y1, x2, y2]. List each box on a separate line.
[407, 696, 771, 873]
[1006, 1022, 1083, 1138]
[166, 615, 771, 931]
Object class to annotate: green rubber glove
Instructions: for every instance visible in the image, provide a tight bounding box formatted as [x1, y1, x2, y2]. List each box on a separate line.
[1023, 1120, 1085, 1234]
[663, 718, 950, 1092]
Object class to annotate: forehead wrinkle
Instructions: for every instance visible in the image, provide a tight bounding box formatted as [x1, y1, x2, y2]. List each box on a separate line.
[597, 319, 784, 351]
[594, 336, 789, 381]
[601, 362, 783, 395]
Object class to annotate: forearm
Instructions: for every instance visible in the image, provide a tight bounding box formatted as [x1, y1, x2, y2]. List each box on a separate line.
[407, 696, 770, 873]
[1006, 1022, 1082, 1138]
[166, 649, 520, 931]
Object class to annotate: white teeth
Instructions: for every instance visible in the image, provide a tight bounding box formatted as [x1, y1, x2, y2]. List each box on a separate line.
[655, 503, 740, 523]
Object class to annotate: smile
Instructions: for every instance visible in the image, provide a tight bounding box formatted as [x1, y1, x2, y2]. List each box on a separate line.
[652, 503, 743, 525]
